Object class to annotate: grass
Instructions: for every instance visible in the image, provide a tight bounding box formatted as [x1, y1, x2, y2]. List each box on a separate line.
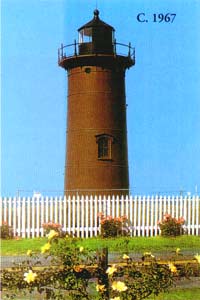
[1, 235, 200, 256]
[1, 237, 46, 255]
[147, 288, 200, 300]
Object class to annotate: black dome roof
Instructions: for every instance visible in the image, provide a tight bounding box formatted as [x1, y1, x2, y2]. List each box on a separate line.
[78, 10, 114, 31]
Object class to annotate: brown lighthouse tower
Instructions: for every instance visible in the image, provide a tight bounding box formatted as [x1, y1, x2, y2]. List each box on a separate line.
[58, 10, 135, 196]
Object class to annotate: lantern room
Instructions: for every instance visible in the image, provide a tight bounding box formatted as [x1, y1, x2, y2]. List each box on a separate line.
[78, 9, 115, 55]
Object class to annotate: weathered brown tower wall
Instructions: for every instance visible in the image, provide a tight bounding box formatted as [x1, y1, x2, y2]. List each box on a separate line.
[65, 65, 129, 195]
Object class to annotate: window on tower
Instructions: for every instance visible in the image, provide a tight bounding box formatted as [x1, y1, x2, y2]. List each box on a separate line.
[95, 134, 114, 160]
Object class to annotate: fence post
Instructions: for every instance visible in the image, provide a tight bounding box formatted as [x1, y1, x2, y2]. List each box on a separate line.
[97, 247, 109, 299]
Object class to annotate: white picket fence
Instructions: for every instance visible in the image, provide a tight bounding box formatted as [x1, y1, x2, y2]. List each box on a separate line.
[0, 195, 200, 238]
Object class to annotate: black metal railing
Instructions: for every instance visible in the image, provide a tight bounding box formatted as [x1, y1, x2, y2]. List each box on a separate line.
[58, 40, 135, 63]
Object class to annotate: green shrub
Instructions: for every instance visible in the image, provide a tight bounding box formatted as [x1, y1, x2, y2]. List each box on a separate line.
[158, 214, 185, 237]
[98, 214, 130, 238]
[0, 221, 13, 239]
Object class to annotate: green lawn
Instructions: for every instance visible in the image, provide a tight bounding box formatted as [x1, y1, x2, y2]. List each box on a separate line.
[1, 235, 200, 256]
[147, 288, 200, 300]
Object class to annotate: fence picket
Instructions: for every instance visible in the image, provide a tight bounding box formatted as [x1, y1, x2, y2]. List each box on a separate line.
[188, 197, 191, 235]
[89, 196, 93, 237]
[172, 195, 175, 218]
[67, 196, 71, 235]
[4, 198, 7, 223]
[146, 196, 150, 237]
[154, 195, 158, 236]
[116, 195, 120, 218]
[111, 195, 115, 218]
[183, 196, 187, 228]
[63, 196, 67, 232]
[125, 196, 129, 221]
[31, 197, 35, 238]
[36, 196, 40, 237]
[58, 196, 62, 230]
[129, 195, 133, 236]
[158, 196, 162, 235]
[85, 196, 89, 238]
[150, 196, 154, 236]
[167, 195, 171, 215]
[76, 196, 80, 238]
[141, 196, 145, 237]
[133, 196, 137, 236]
[8, 197, 12, 227]
[180, 196, 183, 219]
[192, 196, 195, 235]
[45, 197, 49, 223]
[94, 196, 98, 236]
[196, 196, 199, 235]
[17, 197, 21, 237]
[41, 197, 44, 237]
[13, 197, 17, 237]
[54, 197, 58, 224]
[81, 196, 84, 238]
[22, 197, 26, 238]
[121, 195, 124, 217]
[50, 197, 53, 222]
[27, 197, 31, 238]
[175, 196, 179, 218]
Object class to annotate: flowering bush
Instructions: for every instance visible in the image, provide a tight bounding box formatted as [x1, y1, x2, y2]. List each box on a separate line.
[158, 214, 185, 237]
[42, 221, 62, 235]
[1, 234, 197, 300]
[99, 256, 174, 300]
[98, 214, 130, 238]
[0, 221, 13, 239]
[1, 235, 97, 300]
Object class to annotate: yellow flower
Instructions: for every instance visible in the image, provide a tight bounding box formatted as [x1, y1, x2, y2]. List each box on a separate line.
[26, 250, 32, 256]
[24, 270, 37, 283]
[168, 263, 177, 273]
[41, 243, 51, 254]
[112, 281, 128, 292]
[144, 251, 151, 255]
[110, 297, 121, 300]
[106, 264, 117, 276]
[47, 230, 59, 241]
[143, 252, 155, 258]
[79, 246, 84, 252]
[176, 248, 181, 255]
[194, 254, 200, 264]
[123, 254, 129, 260]
[96, 284, 106, 292]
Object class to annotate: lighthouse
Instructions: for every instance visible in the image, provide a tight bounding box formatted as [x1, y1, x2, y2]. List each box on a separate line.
[58, 10, 135, 196]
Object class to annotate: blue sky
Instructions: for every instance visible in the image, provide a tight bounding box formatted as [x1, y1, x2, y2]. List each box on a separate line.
[1, 0, 200, 196]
